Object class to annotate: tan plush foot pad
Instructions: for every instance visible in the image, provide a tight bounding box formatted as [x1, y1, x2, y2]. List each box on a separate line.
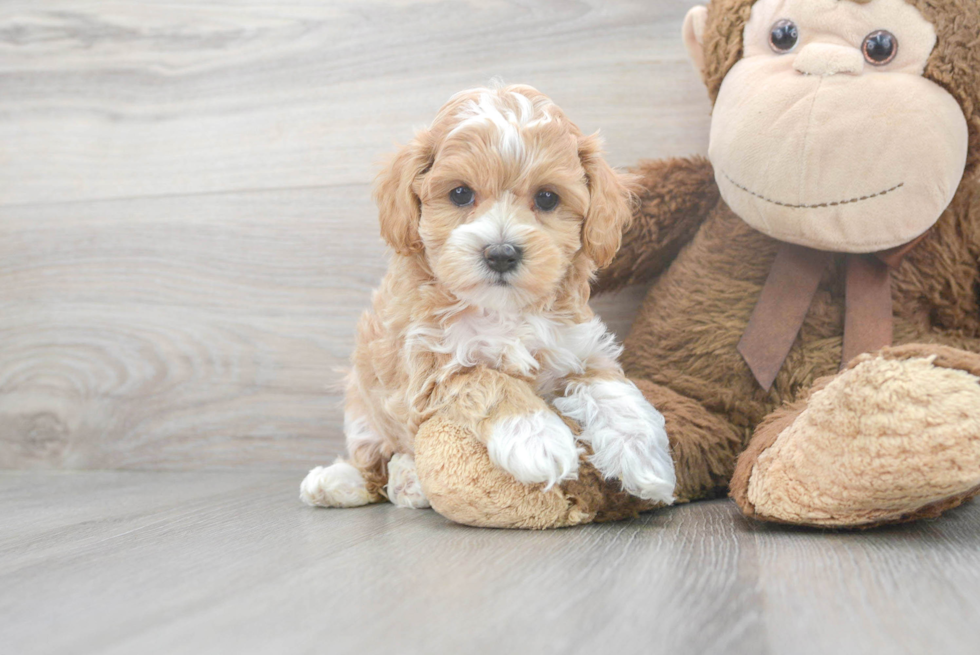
[735, 347, 980, 528]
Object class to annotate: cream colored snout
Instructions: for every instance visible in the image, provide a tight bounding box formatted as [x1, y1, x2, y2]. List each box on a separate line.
[793, 43, 865, 77]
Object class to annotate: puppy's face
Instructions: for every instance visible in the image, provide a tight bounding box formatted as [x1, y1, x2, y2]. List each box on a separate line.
[375, 86, 633, 312]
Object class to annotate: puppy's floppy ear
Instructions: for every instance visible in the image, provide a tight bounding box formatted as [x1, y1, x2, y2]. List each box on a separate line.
[578, 133, 636, 269]
[374, 131, 434, 255]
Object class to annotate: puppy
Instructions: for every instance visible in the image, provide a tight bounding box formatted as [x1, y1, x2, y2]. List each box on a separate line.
[301, 84, 675, 510]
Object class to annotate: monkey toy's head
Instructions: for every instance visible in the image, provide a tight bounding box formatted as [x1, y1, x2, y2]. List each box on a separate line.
[684, 0, 980, 253]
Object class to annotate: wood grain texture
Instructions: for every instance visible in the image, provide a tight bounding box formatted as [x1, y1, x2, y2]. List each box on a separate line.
[2, 471, 980, 655]
[0, 0, 710, 469]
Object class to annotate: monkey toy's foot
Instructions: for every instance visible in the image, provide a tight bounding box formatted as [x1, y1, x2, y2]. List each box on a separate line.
[731, 345, 980, 528]
[413, 415, 660, 529]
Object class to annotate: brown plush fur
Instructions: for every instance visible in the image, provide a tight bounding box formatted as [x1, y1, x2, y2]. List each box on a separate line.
[599, 163, 980, 523]
[594, 0, 980, 527]
[633, 378, 742, 503]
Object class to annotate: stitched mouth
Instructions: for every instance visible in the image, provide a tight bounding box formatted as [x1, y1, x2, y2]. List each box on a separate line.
[722, 171, 904, 210]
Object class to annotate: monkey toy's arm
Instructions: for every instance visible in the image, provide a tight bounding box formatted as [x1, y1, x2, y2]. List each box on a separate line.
[594, 156, 719, 294]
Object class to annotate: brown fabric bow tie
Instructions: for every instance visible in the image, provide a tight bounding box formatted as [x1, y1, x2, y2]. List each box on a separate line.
[738, 237, 926, 391]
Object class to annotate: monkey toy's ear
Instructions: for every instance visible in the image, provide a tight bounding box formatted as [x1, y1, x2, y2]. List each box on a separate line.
[682, 6, 709, 81]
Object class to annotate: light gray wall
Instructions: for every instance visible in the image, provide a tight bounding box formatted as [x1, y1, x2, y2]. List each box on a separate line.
[0, 0, 710, 470]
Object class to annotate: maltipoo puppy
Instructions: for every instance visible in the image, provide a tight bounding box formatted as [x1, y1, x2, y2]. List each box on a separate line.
[301, 84, 675, 510]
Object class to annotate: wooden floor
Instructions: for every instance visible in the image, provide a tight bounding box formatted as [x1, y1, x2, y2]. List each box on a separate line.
[3, 471, 980, 655]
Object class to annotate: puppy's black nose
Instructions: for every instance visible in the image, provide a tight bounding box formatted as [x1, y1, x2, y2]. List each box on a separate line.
[483, 243, 523, 274]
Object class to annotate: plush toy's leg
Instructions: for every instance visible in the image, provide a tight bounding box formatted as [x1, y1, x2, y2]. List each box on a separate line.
[415, 377, 743, 527]
[632, 379, 744, 503]
[730, 345, 980, 528]
[414, 416, 657, 529]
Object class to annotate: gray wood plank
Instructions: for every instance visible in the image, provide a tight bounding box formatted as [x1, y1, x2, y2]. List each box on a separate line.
[0, 1, 710, 206]
[2, 472, 979, 655]
[0, 0, 706, 469]
[0, 186, 375, 469]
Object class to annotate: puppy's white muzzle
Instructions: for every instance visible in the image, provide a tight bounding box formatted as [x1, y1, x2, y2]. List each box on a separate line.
[443, 199, 536, 310]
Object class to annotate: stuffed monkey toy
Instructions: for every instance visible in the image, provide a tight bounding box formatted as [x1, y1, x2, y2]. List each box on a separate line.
[414, 0, 980, 529]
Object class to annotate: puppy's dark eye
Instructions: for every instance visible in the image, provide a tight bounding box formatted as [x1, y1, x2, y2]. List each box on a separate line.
[534, 190, 560, 212]
[449, 186, 475, 207]
[863, 30, 898, 65]
[769, 19, 799, 53]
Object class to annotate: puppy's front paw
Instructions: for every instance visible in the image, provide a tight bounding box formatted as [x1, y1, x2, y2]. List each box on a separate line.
[555, 380, 676, 504]
[487, 411, 581, 489]
[300, 461, 372, 508]
[601, 429, 676, 504]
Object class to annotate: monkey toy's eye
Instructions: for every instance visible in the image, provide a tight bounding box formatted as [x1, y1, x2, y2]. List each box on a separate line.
[769, 19, 799, 53]
[449, 185, 475, 207]
[863, 30, 898, 65]
[534, 190, 560, 212]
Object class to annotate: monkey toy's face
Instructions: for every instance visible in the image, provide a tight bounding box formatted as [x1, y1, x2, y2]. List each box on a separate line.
[686, 0, 970, 253]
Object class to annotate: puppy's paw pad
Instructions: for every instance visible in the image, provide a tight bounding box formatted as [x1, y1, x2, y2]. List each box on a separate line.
[488, 411, 580, 488]
[614, 440, 676, 504]
[590, 421, 676, 504]
[386, 454, 430, 509]
[558, 380, 676, 504]
[300, 461, 372, 508]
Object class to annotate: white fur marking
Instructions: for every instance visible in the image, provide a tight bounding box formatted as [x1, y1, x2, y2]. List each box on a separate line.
[487, 410, 581, 489]
[525, 107, 553, 129]
[438, 199, 539, 312]
[448, 89, 555, 163]
[300, 461, 373, 508]
[453, 92, 524, 160]
[554, 380, 676, 503]
[409, 312, 622, 388]
[386, 454, 431, 509]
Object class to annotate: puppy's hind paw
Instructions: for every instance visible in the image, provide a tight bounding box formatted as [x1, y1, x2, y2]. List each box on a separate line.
[300, 460, 373, 508]
[487, 411, 581, 489]
[386, 454, 431, 509]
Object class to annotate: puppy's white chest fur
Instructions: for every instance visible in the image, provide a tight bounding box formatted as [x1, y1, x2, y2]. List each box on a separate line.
[414, 310, 622, 391]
